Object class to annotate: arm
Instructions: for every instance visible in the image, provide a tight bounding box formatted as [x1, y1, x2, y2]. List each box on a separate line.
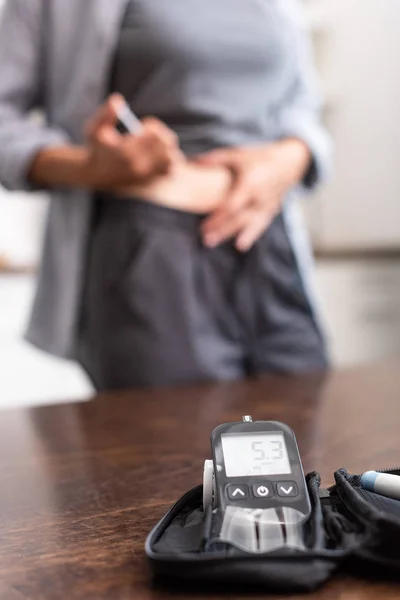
[0, 3, 182, 192]
[28, 103, 184, 190]
[28, 146, 93, 189]
[0, 0, 70, 191]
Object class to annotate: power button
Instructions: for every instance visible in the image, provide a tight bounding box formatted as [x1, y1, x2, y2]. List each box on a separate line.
[252, 483, 274, 498]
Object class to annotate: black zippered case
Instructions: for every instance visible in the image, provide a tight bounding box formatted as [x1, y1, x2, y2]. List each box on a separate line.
[145, 468, 400, 594]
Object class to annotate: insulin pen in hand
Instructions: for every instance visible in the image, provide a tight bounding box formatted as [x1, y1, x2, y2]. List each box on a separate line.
[361, 471, 400, 500]
[115, 100, 143, 135]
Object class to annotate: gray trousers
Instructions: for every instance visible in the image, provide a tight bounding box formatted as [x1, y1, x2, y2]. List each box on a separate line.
[77, 197, 328, 391]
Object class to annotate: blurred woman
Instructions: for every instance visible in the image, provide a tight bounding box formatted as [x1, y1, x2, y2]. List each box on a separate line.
[0, 0, 330, 390]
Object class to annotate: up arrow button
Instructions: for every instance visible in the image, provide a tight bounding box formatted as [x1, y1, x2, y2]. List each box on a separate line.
[227, 484, 248, 500]
[277, 482, 298, 497]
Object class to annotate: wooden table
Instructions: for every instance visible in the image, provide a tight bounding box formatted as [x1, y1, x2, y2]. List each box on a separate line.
[1, 360, 400, 600]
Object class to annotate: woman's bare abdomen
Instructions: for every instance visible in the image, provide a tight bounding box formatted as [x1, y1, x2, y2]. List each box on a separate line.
[114, 162, 232, 214]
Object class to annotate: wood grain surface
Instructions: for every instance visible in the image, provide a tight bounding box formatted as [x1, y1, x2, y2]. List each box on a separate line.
[1, 360, 400, 599]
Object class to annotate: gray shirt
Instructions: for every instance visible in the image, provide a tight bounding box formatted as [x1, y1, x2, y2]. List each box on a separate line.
[0, 0, 330, 359]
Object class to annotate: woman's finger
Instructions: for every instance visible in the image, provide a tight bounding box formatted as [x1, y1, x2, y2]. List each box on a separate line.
[141, 117, 180, 149]
[85, 94, 124, 142]
[201, 175, 249, 235]
[95, 125, 120, 148]
[235, 211, 273, 252]
[203, 208, 250, 248]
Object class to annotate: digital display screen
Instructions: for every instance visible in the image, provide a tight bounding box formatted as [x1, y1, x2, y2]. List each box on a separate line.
[221, 431, 291, 477]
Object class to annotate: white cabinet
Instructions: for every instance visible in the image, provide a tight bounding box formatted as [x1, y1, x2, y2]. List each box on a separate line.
[316, 259, 400, 366]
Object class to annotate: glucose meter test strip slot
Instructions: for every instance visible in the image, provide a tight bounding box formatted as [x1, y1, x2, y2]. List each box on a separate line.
[361, 471, 400, 501]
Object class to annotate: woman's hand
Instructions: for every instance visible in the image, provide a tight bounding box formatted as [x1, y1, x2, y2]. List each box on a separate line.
[196, 139, 312, 252]
[27, 95, 185, 191]
[83, 93, 185, 190]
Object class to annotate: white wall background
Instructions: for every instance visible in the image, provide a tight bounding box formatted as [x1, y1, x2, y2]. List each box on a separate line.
[304, 0, 400, 251]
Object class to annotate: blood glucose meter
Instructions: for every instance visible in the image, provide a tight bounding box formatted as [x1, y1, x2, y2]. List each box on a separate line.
[203, 416, 311, 521]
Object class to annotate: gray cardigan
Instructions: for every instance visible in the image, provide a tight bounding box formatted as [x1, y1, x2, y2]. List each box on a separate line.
[0, 0, 330, 359]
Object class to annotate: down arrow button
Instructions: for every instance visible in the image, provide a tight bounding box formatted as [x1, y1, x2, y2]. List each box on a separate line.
[277, 482, 298, 497]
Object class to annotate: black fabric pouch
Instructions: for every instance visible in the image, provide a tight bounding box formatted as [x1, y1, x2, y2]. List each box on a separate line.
[146, 467, 400, 594]
[324, 468, 400, 574]
[145, 471, 367, 594]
